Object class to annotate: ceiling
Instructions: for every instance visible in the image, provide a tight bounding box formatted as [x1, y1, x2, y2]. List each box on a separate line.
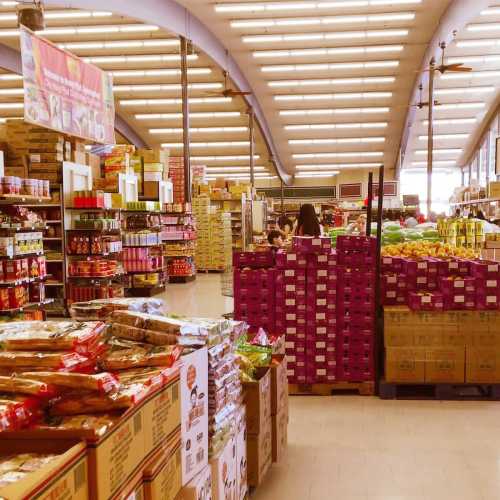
[0, 1, 497, 184]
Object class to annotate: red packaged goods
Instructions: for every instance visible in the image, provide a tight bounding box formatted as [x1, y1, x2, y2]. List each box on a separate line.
[408, 292, 444, 311]
[439, 276, 476, 295]
[0, 395, 42, 429]
[307, 253, 329, 268]
[381, 256, 403, 273]
[336, 235, 376, 254]
[443, 293, 476, 311]
[233, 250, 274, 269]
[476, 291, 499, 310]
[0, 351, 94, 371]
[469, 260, 500, 280]
[0, 375, 56, 397]
[275, 250, 307, 269]
[292, 236, 331, 253]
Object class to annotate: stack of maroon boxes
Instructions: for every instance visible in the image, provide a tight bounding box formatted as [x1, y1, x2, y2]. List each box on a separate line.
[336, 236, 376, 382]
[279, 236, 337, 384]
[233, 251, 276, 334]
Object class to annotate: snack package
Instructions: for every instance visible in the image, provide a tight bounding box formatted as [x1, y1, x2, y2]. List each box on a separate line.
[19, 371, 119, 394]
[38, 413, 122, 436]
[98, 338, 182, 371]
[0, 454, 58, 488]
[0, 376, 55, 397]
[0, 351, 93, 371]
[114, 367, 165, 388]
[0, 394, 42, 429]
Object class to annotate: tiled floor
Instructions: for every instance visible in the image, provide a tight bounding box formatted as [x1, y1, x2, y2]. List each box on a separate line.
[164, 275, 500, 500]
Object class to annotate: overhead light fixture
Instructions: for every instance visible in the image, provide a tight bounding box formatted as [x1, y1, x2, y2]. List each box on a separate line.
[136, 112, 241, 120]
[192, 155, 260, 161]
[254, 45, 403, 58]
[285, 122, 387, 130]
[434, 86, 494, 96]
[1, 10, 111, 22]
[0, 102, 23, 108]
[411, 160, 456, 166]
[150, 126, 248, 134]
[296, 163, 380, 170]
[119, 97, 232, 106]
[289, 137, 385, 144]
[275, 92, 392, 101]
[217, 1, 420, 13]
[456, 39, 500, 48]
[293, 151, 383, 158]
[440, 70, 500, 80]
[58, 39, 179, 50]
[295, 172, 340, 178]
[418, 134, 469, 140]
[447, 55, 500, 64]
[111, 68, 211, 78]
[0, 74, 21, 81]
[436, 102, 485, 110]
[85, 54, 197, 64]
[230, 12, 415, 28]
[415, 148, 462, 155]
[422, 118, 476, 125]
[480, 7, 500, 15]
[467, 22, 500, 32]
[113, 83, 222, 92]
[243, 29, 408, 44]
[262, 60, 398, 72]
[0, 24, 159, 38]
[162, 141, 250, 148]
[0, 88, 22, 95]
[280, 107, 389, 116]
[269, 76, 395, 87]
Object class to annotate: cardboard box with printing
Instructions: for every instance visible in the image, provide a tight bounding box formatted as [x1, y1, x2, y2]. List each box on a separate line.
[242, 367, 271, 435]
[176, 464, 212, 500]
[466, 348, 500, 383]
[272, 407, 288, 464]
[235, 405, 247, 500]
[210, 434, 237, 500]
[269, 355, 288, 417]
[246, 417, 272, 488]
[425, 347, 465, 383]
[385, 347, 425, 383]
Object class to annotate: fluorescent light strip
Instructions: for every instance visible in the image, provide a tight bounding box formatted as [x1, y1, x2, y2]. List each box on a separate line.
[206, 166, 265, 172]
[114, 83, 222, 92]
[411, 161, 456, 166]
[120, 97, 232, 106]
[269, 76, 395, 87]
[136, 112, 241, 120]
[275, 92, 392, 101]
[468, 22, 500, 32]
[289, 137, 385, 144]
[0, 102, 22, 108]
[162, 142, 250, 148]
[218, 1, 420, 13]
[0, 2, 18, 5]
[447, 55, 500, 64]
[480, 7, 500, 15]
[254, 45, 403, 58]
[285, 122, 387, 130]
[262, 60, 398, 72]
[206, 173, 271, 178]
[0, 116, 22, 123]
[440, 70, 500, 80]
[243, 29, 408, 44]
[192, 155, 260, 161]
[150, 127, 248, 134]
[293, 151, 383, 158]
[296, 163, 380, 170]
[456, 39, 500, 48]
[59, 39, 179, 50]
[422, 118, 476, 125]
[418, 134, 469, 140]
[436, 102, 485, 110]
[415, 149, 462, 155]
[111, 69, 211, 78]
[280, 107, 389, 116]
[295, 172, 339, 178]
[85, 54, 197, 64]
[434, 86, 494, 96]
[0, 10, 111, 21]
[0, 88, 22, 95]
[0, 24, 159, 37]
[231, 12, 415, 28]
[0, 74, 21, 81]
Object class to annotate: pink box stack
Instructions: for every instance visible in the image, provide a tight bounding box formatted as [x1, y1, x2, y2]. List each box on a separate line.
[281, 236, 337, 384]
[233, 251, 276, 334]
[336, 235, 376, 382]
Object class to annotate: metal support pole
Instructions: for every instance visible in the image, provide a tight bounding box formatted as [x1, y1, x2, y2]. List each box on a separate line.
[180, 36, 191, 203]
[280, 179, 284, 214]
[249, 107, 255, 188]
[427, 58, 435, 217]
[366, 172, 373, 237]
[374, 164, 385, 395]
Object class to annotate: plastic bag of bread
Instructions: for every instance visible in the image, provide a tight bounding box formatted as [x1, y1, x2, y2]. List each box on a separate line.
[110, 323, 146, 342]
[0, 376, 56, 397]
[115, 367, 164, 388]
[98, 338, 182, 371]
[144, 329, 178, 346]
[0, 394, 42, 428]
[20, 372, 119, 394]
[38, 413, 121, 437]
[0, 454, 58, 488]
[0, 321, 105, 354]
[0, 351, 92, 371]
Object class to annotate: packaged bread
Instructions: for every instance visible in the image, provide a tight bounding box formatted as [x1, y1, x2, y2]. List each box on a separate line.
[143, 329, 178, 346]
[0, 394, 42, 428]
[0, 321, 105, 353]
[110, 323, 146, 342]
[39, 413, 121, 436]
[0, 351, 92, 371]
[0, 454, 58, 488]
[115, 367, 164, 387]
[20, 371, 119, 394]
[99, 338, 182, 371]
[0, 376, 55, 397]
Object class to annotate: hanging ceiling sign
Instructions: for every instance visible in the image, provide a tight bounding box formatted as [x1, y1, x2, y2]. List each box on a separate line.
[20, 25, 115, 144]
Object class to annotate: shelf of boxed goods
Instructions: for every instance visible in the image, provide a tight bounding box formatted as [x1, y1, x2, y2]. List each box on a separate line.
[163, 203, 197, 283]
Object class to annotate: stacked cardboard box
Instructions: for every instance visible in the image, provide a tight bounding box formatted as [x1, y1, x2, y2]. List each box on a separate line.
[336, 236, 376, 382]
[168, 157, 185, 204]
[270, 355, 288, 464]
[385, 307, 500, 383]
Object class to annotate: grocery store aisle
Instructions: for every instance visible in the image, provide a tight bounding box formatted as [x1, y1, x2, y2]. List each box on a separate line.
[161, 273, 233, 317]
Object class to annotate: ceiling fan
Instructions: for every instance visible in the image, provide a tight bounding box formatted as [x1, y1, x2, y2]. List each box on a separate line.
[435, 42, 472, 74]
[204, 71, 252, 98]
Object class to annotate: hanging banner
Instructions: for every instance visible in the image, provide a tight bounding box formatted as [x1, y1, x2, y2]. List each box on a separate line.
[20, 25, 115, 144]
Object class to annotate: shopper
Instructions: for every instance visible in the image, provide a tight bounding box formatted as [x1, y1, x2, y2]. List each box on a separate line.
[278, 215, 294, 236]
[295, 203, 322, 237]
[267, 230, 284, 251]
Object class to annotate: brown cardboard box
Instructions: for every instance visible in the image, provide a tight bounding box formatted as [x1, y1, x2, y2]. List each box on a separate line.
[210, 434, 236, 500]
[488, 180, 500, 198]
[143, 181, 160, 200]
[5, 166, 28, 177]
[271, 407, 288, 464]
[384, 306, 413, 330]
[246, 417, 272, 488]
[269, 355, 288, 416]
[111, 469, 143, 500]
[0, 440, 88, 500]
[73, 150, 87, 165]
[234, 405, 247, 500]
[425, 347, 465, 383]
[384, 328, 415, 347]
[466, 348, 500, 383]
[414, 329, 442, 347]
[385, 347, 425, 383]
[242, 367, 271, 435]
[176, 464, 212, 500]
[143, 435, 182, 500]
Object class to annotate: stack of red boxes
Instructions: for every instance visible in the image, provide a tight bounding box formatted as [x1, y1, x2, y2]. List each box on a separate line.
[336, 235, 376, 382]
[167, 158, 185, 204]
[279, 236, 336, 384]
[233, 251, 276, 334]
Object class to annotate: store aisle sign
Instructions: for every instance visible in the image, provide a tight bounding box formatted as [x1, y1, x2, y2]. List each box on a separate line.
[20, 26, 115, 144]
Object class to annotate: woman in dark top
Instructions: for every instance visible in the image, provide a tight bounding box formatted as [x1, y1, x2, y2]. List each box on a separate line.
[296, 203, 322, 237]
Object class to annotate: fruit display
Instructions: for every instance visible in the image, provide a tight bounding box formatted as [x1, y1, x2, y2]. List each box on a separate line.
[381, 241, 478, 259]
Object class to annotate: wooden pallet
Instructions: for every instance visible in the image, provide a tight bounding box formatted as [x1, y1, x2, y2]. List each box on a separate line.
[288, 381, 375, 396]
[379, 379, 500, 401]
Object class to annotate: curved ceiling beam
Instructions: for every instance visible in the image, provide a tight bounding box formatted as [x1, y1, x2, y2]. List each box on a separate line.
[397, 0, 491, 176]
[46, 0, 291, 184]
[0, 42, 149, 148]
[45, 0, 292, 184]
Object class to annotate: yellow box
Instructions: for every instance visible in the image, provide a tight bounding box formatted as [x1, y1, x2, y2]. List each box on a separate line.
[385, 347, 425, 383]
[425, 347, 465, 383]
